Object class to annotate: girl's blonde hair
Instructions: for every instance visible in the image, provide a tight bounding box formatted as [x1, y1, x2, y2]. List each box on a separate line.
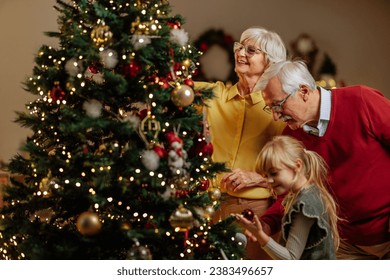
[255, 135, 340, 250]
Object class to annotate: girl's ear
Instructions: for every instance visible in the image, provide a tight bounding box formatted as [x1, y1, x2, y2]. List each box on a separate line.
[294, 158, 303, 173]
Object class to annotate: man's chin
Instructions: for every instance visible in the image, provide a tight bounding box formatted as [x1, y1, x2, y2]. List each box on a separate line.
[285, 120, 299, 130]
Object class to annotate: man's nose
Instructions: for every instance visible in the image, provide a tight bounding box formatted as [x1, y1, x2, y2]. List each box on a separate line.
[272, 110, 282, 121]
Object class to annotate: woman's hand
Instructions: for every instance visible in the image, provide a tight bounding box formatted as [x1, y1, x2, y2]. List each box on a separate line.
[221, 168, 268, 192]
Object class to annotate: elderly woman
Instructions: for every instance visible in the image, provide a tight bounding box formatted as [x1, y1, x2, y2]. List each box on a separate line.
[195, 27, 286, 259]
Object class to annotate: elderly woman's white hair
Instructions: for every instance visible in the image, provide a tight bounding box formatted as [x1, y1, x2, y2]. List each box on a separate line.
[240, 27, 287, 64]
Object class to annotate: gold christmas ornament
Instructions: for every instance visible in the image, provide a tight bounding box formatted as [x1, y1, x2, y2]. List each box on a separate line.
[91, 24, 113, 46]
[181, 59, 191, 69]
[203, 205, 215, 219]
[76, 211, 102, 236]
[139, 112, 161, 148]
[208, 187, 221, 201]
[126, 243, 153, 260]
[169, 205, 194, 231]
[171, 84, 194, 107]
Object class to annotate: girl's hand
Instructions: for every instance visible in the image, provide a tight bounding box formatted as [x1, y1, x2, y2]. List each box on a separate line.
[234, 214, 270, 246]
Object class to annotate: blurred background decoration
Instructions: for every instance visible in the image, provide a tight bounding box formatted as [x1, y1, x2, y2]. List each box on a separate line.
[290, 33, 345, 89]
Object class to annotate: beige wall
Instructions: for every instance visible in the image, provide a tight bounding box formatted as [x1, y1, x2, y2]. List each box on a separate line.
[1, 0, 389, 162]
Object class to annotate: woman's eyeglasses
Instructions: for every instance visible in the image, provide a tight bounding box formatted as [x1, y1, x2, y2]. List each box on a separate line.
[233, 42, 264, 57]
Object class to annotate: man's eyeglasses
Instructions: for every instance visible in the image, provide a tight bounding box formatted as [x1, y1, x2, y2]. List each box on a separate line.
[233, 42, 264, 57]
[263, 93, 292, 114]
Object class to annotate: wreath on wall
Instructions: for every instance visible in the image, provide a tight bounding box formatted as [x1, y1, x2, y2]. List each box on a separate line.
[193, 29, 238, 84]
[290, 33, 345, 89]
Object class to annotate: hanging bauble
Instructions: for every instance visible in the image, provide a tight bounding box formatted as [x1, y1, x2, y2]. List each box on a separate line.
[50, 83, 65, 102]
[184, 78, 194, 87]
[170, 28, 189, 47]
[208, 187, 221, 201]
[65, 58, 83, 77]
[169, 205, 194, 232]
[203, 205, 215, 219]
[91, 24, 113, 46]
[191, 137, 213, 157]
[131, 34, 152, 50]
[99, 48, 118, 69]
[85, 66, 105, 84]
[83, 99, 103, 118]
[39, 177, 56, 197]
[167, 21, 180, 29]
[199, 179, 210, 191]
[139, 113, 161, 148]
[241, 209, 254, 222]
[235, 232, 248, 248]
[171, 84, 194, 107]
[122, 60, 141, 78]
[137, 108, 148, 120]
[76, 211, 102, 236]
[194, 238, 209, 255]
[153, 145, 167, 158]
[126, 242, 152, 260]
[140, 149, 160, 171]
[181, 59, 191, 69]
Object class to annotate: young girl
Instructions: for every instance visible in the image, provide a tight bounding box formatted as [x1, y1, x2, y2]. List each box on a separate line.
[236, 135, 339, 259]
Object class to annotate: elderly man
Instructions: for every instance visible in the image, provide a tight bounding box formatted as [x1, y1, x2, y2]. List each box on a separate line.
[256, 60, 390, 260]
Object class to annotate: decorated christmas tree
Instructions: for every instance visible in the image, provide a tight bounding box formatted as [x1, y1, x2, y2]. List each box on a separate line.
[0, 0, 244, 260]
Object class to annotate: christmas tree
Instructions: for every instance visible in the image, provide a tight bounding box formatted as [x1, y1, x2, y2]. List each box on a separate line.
[0, 0, 245, 260]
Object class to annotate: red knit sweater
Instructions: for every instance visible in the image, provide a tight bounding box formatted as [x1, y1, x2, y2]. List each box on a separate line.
[263, 85, 390, 246]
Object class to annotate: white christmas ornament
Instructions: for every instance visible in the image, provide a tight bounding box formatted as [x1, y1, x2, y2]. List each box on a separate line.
[83, 99, 103, 118]
[122, 113, 140, 130]
[160, 186, 175, 201]
[170, 29, 188, 47]
[131, 35, 152, 50]
[141, 149, 160, 171]
[99, 49, 118, 69]
[65, 58, 83, 77]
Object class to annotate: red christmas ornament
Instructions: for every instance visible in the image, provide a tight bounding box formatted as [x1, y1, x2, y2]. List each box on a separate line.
[189, 136, 213, 158]
[167, 21, 180, 29]
[122, 60, 141, 78]
[173, 62, 181, 72]
[199, 179, 209, 191]
[50, 85, 66, 101]
[137, 109, 148, 120]
[151, 75, 170, 89]
[242, 209, 254, 222]
[184, 78, 194, 87]
[175, 189, 189, 198]
[88, 65, 99, 74]
[196, 138, 213, 157]
[153, 145, 167, 158]
[201, 142, 213, 156]
[166, 131, 183, 146]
